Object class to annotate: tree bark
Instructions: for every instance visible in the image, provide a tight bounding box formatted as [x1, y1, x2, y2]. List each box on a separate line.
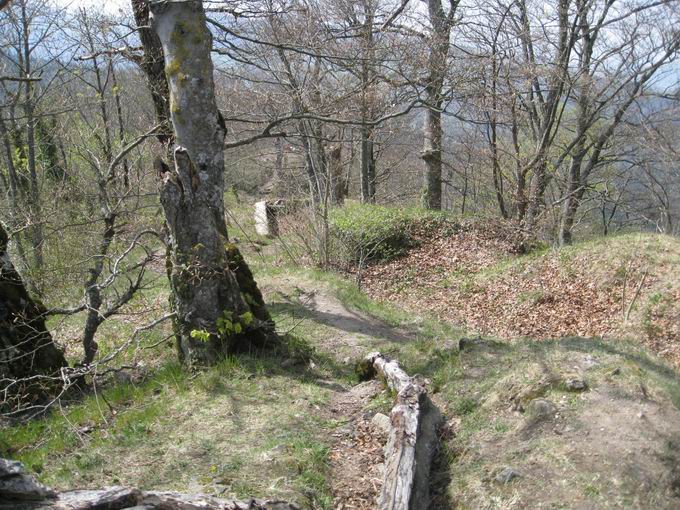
[149, 0, 274, 364]
[421, 0, 456, 211]
[131, 0, 173, 148]
[0, 223, 67, 411]
[327, 143, 345, 205]
[80, 214, 116, 366]
[524, 158, 549, 230]
[359, 1, 377, 204]
[422, 107, 443, 210]
[360, 129, 376, 203]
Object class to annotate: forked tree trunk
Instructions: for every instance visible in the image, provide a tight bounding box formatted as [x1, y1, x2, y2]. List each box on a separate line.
[149, 0, 274, 364]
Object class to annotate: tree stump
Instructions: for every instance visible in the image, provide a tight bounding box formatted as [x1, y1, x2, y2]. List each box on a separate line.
[254, 200, 280, 237]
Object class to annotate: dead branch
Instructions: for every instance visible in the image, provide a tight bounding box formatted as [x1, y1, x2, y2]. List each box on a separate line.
[360, 352, 443, 510]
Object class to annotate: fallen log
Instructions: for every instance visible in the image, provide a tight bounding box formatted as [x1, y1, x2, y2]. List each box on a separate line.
[359, 352, 443, 510]
[0, 458, 298, 510]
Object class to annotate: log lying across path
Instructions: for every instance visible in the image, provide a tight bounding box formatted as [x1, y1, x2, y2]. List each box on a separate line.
[359, 352, 443, 510]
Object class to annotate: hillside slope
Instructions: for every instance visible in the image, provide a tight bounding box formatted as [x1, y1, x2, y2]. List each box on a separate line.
[362, 227, 680, 368]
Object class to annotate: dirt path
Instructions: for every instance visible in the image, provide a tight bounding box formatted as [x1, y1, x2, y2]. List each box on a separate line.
[295, 288, 394, 508]
[261, 277, 418, 509]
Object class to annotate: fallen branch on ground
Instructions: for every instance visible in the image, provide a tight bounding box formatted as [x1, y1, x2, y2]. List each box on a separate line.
[358, 352, 443, 510]
[0, 457, 298, 510]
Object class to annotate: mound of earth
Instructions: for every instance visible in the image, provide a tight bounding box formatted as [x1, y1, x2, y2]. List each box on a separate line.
[362, 226, 680, 368]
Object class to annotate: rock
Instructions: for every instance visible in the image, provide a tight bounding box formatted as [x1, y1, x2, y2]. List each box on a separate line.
[565, 377, 587, 391]
[495, 467, 521, 484]
[280, 358, 300, 368]
[0, 458, 56, 503]
[371, 412, 391, 436]
[580, 355, 599, 369]
[526, 398, 556, 419]
[376, 463, 385, 476]
[0, 458, 24, 477]
[0, 474, 56, 501]
[458, 337, 482, 351]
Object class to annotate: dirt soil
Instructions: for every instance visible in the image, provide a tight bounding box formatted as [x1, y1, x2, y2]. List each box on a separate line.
[328, 380, 385, 509]
[445, 338, 680, 509]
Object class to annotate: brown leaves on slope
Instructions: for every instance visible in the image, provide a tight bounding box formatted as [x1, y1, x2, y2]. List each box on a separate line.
[362, 223, 680, 368]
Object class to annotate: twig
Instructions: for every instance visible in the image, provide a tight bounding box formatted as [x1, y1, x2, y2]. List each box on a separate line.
[625, 267, 648, 321]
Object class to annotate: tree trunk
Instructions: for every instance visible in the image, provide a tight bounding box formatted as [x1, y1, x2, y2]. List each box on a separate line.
[360, 129, 376, 203]
[0, 222, 67, 411]
[21, 1, 44, 270]
[80, 214, 116, 365]
[298, 118, 327, 206]
[524, 158, 548, 230]
[359, 2, 376, 204]
[421, 0, 455, 211]
[559, 153, 585, 246]
[131, 0, 173, 148]
[422, 106, 443, 210]
[327, 143, 345, 205]
[149, 0, 274, 365]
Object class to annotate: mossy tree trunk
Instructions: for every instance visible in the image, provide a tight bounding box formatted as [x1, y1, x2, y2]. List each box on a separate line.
[0, 222, 66, 410]
[149, 0, 274, 365]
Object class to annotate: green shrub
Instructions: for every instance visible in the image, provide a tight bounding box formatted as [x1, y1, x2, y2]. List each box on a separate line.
[329, 203, 452, 264]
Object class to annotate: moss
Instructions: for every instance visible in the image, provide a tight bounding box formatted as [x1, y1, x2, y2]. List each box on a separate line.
[166, 58, 181, 77]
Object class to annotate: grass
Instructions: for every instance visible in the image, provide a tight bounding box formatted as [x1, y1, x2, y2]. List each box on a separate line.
[2, 337, 335, 509]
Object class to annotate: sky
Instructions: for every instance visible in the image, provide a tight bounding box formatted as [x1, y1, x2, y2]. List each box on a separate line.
[53, 0, 130, 13]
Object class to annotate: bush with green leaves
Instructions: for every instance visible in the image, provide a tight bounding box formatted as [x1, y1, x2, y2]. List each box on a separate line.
[329, 203, 454, 265]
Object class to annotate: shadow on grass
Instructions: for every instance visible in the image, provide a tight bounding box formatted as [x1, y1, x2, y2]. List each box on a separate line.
[536, 336, 680, 410]
[268, 296, 415, 344]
